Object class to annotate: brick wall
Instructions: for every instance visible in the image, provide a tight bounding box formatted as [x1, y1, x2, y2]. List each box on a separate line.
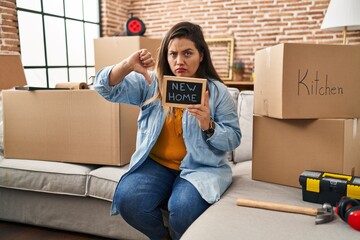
[102, 0, 360, 80]
[101, 0, 130, 37]
[0, 0, 19, 53]
[2, 0, 360, 80]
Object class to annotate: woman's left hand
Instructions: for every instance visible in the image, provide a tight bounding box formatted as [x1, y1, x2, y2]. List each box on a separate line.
[187, 91, 211, 131]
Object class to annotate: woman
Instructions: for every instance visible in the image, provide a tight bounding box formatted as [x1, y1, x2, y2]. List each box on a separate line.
[94, 22, 241, 240]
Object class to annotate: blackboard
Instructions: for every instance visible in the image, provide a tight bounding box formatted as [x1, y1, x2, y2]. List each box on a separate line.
[162, 75, 207, 108]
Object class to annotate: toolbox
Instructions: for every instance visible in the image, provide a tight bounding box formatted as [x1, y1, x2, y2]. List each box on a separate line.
[299, 170, 360, 206]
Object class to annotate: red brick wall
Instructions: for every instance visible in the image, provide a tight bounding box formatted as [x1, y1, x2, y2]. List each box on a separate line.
[101, 0, 360, 80]
[101, 0, 130, 37]
[0, 0, 19, 53]
[2, 0, 360, 80]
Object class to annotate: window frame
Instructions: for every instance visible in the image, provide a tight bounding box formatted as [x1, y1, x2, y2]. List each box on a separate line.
[16, 0, 101, 87]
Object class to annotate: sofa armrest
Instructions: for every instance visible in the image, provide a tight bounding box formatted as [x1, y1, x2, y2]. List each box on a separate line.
[234, 91, 253, 163]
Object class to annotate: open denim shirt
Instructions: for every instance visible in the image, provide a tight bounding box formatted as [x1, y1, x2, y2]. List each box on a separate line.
[94, 66, 241, 215]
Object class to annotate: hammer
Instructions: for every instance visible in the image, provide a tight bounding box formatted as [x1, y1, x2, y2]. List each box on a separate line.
[236, 198, 334, 224]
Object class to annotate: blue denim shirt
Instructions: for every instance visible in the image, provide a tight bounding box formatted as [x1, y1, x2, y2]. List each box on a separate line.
[94, 66, 241, 215]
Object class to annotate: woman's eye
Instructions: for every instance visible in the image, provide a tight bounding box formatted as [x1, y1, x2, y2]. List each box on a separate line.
[185, 51, 192, 57]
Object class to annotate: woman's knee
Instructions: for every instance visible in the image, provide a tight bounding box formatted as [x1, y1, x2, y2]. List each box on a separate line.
[168, 180, 210, 238]
[168, 196, 209, 224]
[114, 184, 139, 218]
[115, 179, 166, 221]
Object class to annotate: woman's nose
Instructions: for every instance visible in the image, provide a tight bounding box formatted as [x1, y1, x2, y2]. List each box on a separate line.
[176, 55, 184, 64]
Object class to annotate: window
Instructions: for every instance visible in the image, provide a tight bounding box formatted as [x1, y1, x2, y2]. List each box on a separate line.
[16, 0, 100, 87]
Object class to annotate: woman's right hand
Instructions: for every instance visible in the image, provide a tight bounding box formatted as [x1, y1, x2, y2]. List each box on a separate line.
[109, 49, 154, 86]
[131, 49, 155, 84]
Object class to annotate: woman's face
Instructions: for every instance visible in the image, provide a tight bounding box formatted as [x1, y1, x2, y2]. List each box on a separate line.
[167, 38, 203, 78]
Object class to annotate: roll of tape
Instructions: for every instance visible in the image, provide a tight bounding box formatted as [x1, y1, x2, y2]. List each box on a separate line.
[55, 82, 89, 90]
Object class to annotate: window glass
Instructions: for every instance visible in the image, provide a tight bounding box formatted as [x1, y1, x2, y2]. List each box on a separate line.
[85, 23, 100, 65]
[65, 0, 83, 20]
[43, 0, 64, 16]
[17, 11, 45, 66]
[17, 0, 41, 11]
[17, 0, 100, 87]
[69, 68, 86, 82]
[84, 0, 100, 23]
[48, 68, 69, 87]
[45, 16, 67, 66]
[24, 69, 47, 87]
[66, 20, 86, 66]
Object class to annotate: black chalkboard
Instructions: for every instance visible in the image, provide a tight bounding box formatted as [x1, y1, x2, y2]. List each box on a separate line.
[162, 76, 207, 108]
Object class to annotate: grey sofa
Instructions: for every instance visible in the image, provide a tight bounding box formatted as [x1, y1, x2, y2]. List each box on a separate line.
[0, 89, 357, 240]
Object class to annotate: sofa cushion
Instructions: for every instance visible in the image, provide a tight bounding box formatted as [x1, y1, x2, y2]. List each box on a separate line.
[227, 87, 240, 105]
[226, 87, 240, 162]
[234, 91, 253, 163]
[87, 165, 129, 201]
[182, 160, 360, 240]
[0, 157, 96, 196]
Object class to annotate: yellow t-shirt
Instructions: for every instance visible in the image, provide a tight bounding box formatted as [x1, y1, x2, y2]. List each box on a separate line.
[149, 108, 186, 170]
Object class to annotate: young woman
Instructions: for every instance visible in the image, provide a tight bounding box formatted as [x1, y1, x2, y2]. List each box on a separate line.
[94, 22, 241, 240]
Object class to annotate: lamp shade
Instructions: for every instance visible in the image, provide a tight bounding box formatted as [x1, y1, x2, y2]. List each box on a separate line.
[321, 0, 360, 31]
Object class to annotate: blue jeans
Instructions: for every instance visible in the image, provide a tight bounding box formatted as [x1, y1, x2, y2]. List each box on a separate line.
[114, 157, 211, 240]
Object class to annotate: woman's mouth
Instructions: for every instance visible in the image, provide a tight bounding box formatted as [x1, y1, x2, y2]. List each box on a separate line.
[175, 68, 186, 73]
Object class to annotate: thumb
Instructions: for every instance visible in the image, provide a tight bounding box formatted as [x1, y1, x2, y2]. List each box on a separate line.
[142, 70, 152, 85]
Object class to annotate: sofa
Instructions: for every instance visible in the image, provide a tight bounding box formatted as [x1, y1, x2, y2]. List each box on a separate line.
[0, 88, 358, 240]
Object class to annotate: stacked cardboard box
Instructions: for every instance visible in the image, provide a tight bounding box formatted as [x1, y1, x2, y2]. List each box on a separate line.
[94, 36, 162, 72]
[0, 54, 28, 151]
[2, 37, 162, 166]
[1, 54, 139, 166]
[252, 43, 360, 188]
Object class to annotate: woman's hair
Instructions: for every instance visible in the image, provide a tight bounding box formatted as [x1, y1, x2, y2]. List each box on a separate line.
[144, 22, 221, 112]
[156, 21, 221, 82]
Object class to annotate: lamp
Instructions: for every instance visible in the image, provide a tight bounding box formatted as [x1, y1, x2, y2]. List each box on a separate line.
[321, 0, 360, 44]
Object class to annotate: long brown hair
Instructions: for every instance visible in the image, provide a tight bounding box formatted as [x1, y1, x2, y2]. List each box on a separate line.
[156, 22, 221, 82]
[144, 22, 221, 111]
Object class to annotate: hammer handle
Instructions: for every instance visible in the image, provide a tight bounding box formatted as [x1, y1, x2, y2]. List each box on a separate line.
[236, 198, 318, 216]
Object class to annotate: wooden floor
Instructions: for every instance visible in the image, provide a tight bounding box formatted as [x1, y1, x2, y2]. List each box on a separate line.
[0, 221, 114, 240]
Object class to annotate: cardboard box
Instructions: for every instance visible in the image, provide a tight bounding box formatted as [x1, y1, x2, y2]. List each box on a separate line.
[252, 115, 360, 188]
[254, 43, 360, 119]
[0, 54, 27, 150]
[0, 54, 27, 90]
[3, 90, 139, 166]
[94, 36, 162, 72]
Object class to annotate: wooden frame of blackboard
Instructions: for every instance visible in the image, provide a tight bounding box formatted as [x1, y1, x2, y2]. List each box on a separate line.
[162, 75, 207, 108]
